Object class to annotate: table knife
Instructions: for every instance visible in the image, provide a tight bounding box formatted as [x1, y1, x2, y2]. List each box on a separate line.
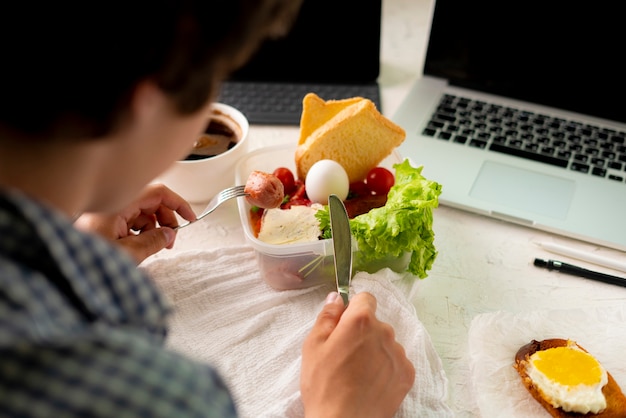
[328, 194, 352, 305]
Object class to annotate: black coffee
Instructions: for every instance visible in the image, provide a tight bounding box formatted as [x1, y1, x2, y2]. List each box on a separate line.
[184, 110, 241, 160]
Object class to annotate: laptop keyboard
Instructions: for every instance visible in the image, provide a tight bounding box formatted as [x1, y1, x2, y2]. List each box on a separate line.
[423, 94, 626, 182]
[217, 81, 381, 125]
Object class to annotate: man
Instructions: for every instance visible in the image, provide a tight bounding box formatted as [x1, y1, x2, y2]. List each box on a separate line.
[0, 2, 415, 417]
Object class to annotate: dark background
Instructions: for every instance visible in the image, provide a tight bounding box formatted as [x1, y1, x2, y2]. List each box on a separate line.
[227, 0, 382, 84]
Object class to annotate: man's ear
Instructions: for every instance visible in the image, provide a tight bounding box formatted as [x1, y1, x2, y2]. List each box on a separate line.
[130, 81, 170, 127]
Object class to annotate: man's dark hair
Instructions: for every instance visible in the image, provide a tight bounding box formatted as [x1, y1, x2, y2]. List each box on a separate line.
[0, 1, 301, 140]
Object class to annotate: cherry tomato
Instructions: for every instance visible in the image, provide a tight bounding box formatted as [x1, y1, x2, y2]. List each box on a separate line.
[290, 180, 307, 200]
[272, 167, 296, 194]
[348, 180, 370, 199]
[365, 167, 395, 195]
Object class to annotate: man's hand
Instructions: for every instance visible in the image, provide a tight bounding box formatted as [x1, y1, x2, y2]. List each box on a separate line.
[74, 183, 196, 264]
[300, 292, 416, 418]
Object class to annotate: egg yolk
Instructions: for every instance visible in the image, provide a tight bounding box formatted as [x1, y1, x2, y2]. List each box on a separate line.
[531, 346, 603, 386]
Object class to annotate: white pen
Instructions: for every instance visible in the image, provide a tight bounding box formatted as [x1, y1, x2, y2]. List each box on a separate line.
[536, 241, 626, 274]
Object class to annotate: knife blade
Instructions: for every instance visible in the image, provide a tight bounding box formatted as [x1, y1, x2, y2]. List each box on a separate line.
[328, 194, 352, 305]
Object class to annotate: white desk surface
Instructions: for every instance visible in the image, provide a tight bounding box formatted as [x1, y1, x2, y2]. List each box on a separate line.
[149, 0, 626, 415]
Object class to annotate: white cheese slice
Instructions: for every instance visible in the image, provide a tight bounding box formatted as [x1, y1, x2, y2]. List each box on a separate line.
[258, 204, 322, 245]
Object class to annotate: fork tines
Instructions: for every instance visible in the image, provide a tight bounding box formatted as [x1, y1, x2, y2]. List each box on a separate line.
[219, 185, 246, 200]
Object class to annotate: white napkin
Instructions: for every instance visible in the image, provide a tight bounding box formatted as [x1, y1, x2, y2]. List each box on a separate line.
[141, 245, 453, 418]
[467, 306, 626, 417]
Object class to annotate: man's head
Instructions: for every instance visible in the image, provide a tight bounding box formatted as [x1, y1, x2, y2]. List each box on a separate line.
[0, 1, 302, 141]
[0, 1, 302, 214]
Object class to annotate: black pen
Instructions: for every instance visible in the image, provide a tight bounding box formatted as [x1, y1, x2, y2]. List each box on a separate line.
[534, 258, 626, 288]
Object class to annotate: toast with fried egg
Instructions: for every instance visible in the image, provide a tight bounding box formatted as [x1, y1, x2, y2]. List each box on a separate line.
[514, 339, 626, 417]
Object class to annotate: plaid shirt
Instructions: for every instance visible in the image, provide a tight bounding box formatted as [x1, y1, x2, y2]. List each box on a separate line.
[0, 190, 237, 418]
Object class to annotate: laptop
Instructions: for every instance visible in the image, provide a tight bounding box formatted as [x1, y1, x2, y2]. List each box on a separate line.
[393, 0, 626, 251]
[217, 0, 382, 125]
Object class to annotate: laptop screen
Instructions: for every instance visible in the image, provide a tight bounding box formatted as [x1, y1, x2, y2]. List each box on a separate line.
[424, 0, 625, 124]
[226, 0, 381, 84]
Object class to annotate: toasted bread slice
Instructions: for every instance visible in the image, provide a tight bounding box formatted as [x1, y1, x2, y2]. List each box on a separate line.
[297, 93, 363, 145]
[514, 339, 626, 417]
[295, 93, 405, 183]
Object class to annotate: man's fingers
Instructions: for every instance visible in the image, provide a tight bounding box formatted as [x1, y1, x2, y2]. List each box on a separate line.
[308, 292, 346, 342]
[119, 227, 176, 263]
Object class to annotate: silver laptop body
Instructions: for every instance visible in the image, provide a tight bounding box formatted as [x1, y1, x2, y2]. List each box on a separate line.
[393, 0, 626, 251]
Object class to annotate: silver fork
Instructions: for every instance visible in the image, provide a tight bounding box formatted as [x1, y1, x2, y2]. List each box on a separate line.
[175, 185, 248, 230]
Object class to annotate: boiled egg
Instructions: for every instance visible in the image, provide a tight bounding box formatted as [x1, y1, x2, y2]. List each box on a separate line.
[305, 159, 349, 204]
[527, 342, 608, 414]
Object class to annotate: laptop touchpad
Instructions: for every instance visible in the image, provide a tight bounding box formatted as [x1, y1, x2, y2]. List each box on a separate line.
[469, 161, 575, 219]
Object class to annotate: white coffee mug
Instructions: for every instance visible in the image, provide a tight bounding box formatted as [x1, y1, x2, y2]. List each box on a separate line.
[155, 103, 250, 203]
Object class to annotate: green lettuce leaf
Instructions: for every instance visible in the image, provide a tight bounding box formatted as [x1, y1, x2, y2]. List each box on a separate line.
[317, 159, 442, 278]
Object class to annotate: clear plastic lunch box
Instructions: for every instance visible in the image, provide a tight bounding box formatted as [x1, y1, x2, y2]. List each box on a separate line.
[235, 144, 408, 290]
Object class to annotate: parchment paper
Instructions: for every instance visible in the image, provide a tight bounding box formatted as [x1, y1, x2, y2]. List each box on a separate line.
[468, 305, 626, 417]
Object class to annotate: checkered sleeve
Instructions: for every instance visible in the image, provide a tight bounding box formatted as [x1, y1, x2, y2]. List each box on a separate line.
[0, 327, 238, 418]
